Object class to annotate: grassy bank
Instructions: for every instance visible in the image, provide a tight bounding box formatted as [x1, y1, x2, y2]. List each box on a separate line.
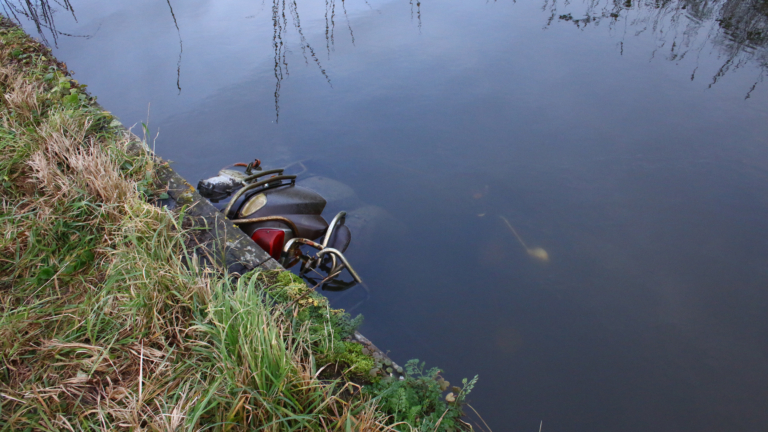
[0, 18, 480, 431]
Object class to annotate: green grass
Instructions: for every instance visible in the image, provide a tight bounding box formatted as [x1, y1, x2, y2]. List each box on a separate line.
[0, 17, 480, 431]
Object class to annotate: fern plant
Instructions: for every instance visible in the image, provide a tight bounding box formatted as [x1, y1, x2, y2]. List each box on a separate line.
[366, 359, 479, 431]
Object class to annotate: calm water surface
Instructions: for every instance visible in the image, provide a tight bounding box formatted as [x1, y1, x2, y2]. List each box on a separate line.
[9, 0, 768, 429]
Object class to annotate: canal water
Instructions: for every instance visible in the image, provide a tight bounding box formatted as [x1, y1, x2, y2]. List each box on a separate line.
[9, 0, 768, 429]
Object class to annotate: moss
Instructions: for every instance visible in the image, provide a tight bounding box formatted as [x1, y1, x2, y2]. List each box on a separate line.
[263, 270, 322, 305]
[276, 270, 303, 285]
[322, 340, 375, 380]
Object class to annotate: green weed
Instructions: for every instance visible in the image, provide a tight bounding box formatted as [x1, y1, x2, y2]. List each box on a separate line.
[366, 360, 478, 431]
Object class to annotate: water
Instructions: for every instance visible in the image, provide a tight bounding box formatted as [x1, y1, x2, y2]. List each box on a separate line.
[8, 0, 768, 429]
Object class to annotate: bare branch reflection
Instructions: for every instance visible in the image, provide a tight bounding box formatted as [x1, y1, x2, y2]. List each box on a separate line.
[409, 0, 422, 30]
[272, 0, 333, 122]
[5, 0, 764, 120]
[544, 0, 768, 97]
[165, 0, 182, 94]
[1, 0, 86, 46]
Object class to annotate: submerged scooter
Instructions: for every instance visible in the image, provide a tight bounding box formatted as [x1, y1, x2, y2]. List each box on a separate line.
[197, 159, 362, 289]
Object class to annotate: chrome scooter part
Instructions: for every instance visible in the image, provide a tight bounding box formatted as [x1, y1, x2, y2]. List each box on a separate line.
[322, 211, 348, 271]
[281, 236, 362, 287]
[316, 248, 363, 284]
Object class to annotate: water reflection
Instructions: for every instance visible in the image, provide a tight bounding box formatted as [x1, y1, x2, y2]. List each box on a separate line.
[545, 0, 768, 97]
[1, 0, 83, 45]
[1, 0, 183, 90]
[2, 0, 415, 121]
[410, 0, 422, 30]
[269, 0, 427, 119]
[165, 0, 182, 94]
[10, 0, 762, 117]
[271, 0, 331, 122]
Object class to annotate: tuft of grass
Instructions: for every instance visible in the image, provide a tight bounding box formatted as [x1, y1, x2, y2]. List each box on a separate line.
[0, 15, 480, 431]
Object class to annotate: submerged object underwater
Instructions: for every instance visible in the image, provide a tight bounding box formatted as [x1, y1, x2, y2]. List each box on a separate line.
[499, 215, 550, 263]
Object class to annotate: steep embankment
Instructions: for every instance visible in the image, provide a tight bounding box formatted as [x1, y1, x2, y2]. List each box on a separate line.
[0, 18, 478, 431]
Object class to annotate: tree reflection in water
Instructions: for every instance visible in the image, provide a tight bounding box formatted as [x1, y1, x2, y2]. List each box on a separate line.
[166, 0, 182, 94]
[1, 0, 184, 92]
[272, 0, 332, 122]
[272, 0, 427, 120]
[544, 0, 768, 97]
[1, 0, 80, 46]
[2, 0, 763, 114]
[0, 0, 418, 121]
